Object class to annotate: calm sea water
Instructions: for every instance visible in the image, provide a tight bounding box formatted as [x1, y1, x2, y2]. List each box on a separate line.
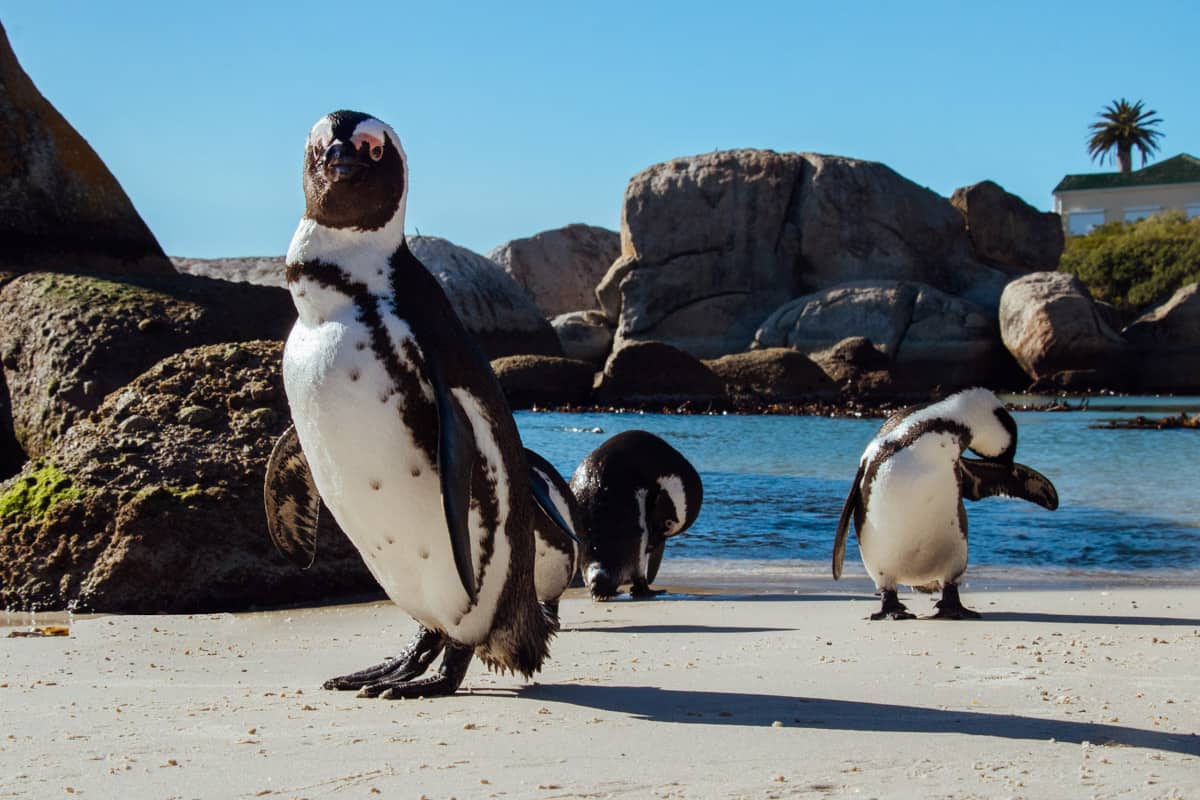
[516, 396, 1200, 587]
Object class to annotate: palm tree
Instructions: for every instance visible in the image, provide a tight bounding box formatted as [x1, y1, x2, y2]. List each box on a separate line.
[1087, 98, 1163, 173]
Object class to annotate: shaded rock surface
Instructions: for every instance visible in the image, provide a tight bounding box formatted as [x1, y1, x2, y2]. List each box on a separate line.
[951, 180, 1064, 272]
[1123, 283, 1200, 392]
[705, 348, 837, 401]
[594, 341, 726, 407]
[754, 280, 1006, 391]
[598, 149, 1007, 358]
[807, 337, 897, 398]
[0, 22, 172, 276]
[0, 341, 378, 612]
[999, 272, 1131, 389]
[488, 224, 619, 317]
[491, 355, 595, 409]
[0, 272, 295, 460]
[552, 310, 614, 364]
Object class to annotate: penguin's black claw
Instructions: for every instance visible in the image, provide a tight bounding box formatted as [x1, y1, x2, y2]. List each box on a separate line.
[928, 584, 981, 620]
[366, 644, 474, 700]
[869, 589, 916, 621]
[629, 581, 666, 600]
[323, 626, 443, 691]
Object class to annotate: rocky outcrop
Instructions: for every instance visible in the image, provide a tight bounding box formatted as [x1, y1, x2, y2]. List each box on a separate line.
[999, 272, 1131, 389]
[593, 341, 726, 408]
[1123, 283, 1200, 392]
[705, 348, 837, 401]
[491, 355, 596, 409]
[753, 281, 1006, 391]
[808, 336, 895, 397]
[0, 341, 379, 612]
[0, 22, 173, 276]
[552, 310, 613, 364]
[0, 272, 295, 460]
[488, 224, 619, 317]
[951, 180, 1064, 272]
[597, 150, 1009, 358]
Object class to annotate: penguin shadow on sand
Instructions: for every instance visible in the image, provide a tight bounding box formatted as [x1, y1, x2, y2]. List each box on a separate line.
[517, 684, 1200, 756]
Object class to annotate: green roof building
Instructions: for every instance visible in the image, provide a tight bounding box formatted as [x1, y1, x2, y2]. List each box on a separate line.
[1052, 153, 1200, 235]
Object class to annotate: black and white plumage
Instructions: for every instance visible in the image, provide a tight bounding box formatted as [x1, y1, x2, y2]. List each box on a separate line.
[833, 387, 1058, 620]
[525, 449, 581, 617]
[263, 110, 574, 698]
[569, 430, 703, 600]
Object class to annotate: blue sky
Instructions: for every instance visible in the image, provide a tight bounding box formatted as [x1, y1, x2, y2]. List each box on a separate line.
[4, 2, 1197, 258]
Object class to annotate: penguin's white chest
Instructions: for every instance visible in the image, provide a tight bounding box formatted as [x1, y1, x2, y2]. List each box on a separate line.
[858, 435, 967, 589]
[282, 303, 506, 643]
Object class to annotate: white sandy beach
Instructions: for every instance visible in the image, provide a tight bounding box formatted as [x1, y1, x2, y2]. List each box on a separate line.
[2, 582, 1198, 799]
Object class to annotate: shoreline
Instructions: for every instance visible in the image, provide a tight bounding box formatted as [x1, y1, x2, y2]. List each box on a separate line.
[2, 587, 1197, 798]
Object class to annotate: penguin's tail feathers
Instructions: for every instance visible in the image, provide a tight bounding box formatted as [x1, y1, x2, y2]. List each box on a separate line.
[475, 600, 556, 679]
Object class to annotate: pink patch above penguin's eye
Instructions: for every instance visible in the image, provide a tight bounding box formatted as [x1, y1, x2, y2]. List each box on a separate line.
[352, 131, 386, 161]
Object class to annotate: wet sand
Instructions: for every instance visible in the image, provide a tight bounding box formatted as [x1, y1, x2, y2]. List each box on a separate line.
[2, 585, 1198, 799]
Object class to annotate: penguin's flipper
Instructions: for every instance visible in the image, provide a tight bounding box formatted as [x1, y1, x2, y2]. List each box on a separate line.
[263, 424, 321, 569]
[435, 385, 478, 601]
[832, 463, 865, 580]
[958, 458, 1059, 511]
[525, 455, 580, 545]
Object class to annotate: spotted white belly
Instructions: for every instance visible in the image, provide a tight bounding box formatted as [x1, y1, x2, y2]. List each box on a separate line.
[282, 308, 509, 644]
[531, 466, 577, 603]
[858, 438, 967, 591]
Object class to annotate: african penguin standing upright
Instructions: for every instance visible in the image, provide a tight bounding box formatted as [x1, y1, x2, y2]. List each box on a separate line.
[263, 110, 576, 698]
[832, 388, 1059, 620]
[570, 430, 703, 600]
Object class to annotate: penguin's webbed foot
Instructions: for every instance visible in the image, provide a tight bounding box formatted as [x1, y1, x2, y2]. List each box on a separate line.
[360, 643, 474, 699]
[323, 626, 443, 691]
[929, 584, 981, 620]
[869, 589, 916, 621]
[629, 579, 666, 600]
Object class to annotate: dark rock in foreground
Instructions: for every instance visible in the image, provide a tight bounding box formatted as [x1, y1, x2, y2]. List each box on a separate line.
[594, 341, 726, 408]
[0, 340, 377, 613]
[0, 21, 173, 276]
[491, 355, 595, 409]
[705, 348, 837, 401]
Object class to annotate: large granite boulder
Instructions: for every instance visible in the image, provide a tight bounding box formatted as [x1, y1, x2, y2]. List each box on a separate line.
[951, 180, 1064, 272]
[0, 22, 172, 276]
[551, 310, 614, 364]
[0, 341, 379, 612]
[1122, 283, 1200, 392]
[488, 224, 620, 317]
[753, 280, 1006, 391]
[404, 236, 563, 359]
[0, 272, 295, 461]
[999, 272, 1132, 389]
[593, 341, 726, 408]
[597, 149, 1008, 358]
[704, 348, 837, 401]
[491, 355, 596, 409]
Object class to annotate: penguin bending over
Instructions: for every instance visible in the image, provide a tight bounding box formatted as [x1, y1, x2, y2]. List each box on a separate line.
[832, 388, 1058, 620]
[263, 110, 576, 698]
[570, 430, 702, 600]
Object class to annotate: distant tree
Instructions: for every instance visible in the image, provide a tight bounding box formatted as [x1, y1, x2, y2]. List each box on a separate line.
[1059, 211, 1200, 313]
[1087, 98, 1163, 173]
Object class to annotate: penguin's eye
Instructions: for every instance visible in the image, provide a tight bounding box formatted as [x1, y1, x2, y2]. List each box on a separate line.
[352, 131, 386, 161]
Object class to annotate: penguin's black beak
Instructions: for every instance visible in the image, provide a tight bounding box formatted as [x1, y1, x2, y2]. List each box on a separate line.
[322, 142, 368, 183]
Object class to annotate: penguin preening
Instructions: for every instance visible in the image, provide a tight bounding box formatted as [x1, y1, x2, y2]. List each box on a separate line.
[264, 110, 576, 698]
[832, 388, 1059, 620]
[570, 430, 703, 600]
